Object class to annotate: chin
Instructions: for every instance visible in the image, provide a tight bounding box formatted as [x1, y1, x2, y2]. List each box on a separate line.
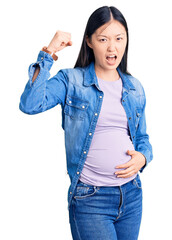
[105, 64, 118, 71]
[96, 61, 118, 72]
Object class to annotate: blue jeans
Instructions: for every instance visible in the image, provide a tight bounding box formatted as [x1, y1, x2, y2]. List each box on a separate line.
[69, 174, 142, 240]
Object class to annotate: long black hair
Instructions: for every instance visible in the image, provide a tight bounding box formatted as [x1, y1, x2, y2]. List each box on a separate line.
[74, 6, 130, 75]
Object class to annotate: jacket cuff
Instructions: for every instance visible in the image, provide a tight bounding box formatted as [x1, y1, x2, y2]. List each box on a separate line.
[37, 50, 54, 70]
[28, 51, 54, 87]
[138, 149, 150, 173]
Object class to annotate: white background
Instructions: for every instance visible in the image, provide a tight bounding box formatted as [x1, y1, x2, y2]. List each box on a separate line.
[1, 0, 172, 239]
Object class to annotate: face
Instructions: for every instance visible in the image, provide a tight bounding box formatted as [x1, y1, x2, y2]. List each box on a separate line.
[86, 19, 127, 74]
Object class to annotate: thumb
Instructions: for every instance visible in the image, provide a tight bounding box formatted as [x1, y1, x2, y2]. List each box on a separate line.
[67, 41, 73, 46]
[127, 150, 135, 155]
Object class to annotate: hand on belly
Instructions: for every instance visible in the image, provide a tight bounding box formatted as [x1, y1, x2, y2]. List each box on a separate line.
[115, 150, 146, 178]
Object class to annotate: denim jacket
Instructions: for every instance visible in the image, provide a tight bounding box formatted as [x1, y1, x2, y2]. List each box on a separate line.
[19, 51, 153, 210]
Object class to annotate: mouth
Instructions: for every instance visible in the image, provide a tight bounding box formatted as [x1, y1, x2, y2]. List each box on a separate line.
[106, 55, 117, 65]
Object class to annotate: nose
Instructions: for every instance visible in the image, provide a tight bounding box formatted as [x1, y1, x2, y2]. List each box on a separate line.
[107, 40, 116, 52]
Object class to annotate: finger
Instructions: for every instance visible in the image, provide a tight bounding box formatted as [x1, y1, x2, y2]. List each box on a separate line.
[57, 42, 71, 51]
[115, 160, 134, 169]
[60, 42, 65, 46]
[115, 166, 134, 175]
[61, 40, 72, 47]
[116, 171, 137, 178]
[115, 163, 129, 169]
[56, 44, 67, 51]
[61, 34, 72, 45]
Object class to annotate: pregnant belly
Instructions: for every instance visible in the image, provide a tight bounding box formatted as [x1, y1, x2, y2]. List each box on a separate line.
[84, 129, 135, 175]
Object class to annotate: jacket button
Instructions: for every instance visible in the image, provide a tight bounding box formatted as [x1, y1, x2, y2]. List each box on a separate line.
[99, 96, 102, 98]
[70, 191, 72, 194]
[89, 132, 92, 135]
[122, 99, 125, 102]
[69, 101, 72, 104]
[41, 57, 44, 60]
[82, 105, 85, 108]
[95, 113, 98, 116]
[129, 117, 131, 120]
[77, 171, 80, 174]
[84, 151, 86, 154]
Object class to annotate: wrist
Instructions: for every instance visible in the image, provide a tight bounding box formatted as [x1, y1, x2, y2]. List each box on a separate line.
[41, 46, 58, 61]
[47, 45, 56, 53]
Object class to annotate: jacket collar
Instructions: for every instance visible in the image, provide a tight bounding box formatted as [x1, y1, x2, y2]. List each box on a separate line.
[83, 62, 136, 91]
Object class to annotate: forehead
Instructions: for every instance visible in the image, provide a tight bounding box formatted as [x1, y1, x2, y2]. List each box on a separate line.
[95, 20, 126, 36]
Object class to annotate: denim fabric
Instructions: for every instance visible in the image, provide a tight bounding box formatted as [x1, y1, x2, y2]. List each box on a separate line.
[69, 174, 142, 240]
[19, 51, 153, 210]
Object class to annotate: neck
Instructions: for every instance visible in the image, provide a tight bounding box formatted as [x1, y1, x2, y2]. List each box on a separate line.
[94, 64, 119, 81]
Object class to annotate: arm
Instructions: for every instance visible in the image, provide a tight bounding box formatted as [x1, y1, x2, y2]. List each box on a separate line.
[19, 30, 72, 114]
[32, 65, 40, 83]
[19, 51, 68, 114]
[135, 88, 153, 173]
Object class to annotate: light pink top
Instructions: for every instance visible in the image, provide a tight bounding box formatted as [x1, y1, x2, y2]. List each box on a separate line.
[79, 77, 137, 186]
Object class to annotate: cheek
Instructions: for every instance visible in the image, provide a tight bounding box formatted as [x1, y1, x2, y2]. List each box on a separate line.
[93, 46, 105, 58]
[118, 43, 127, 55]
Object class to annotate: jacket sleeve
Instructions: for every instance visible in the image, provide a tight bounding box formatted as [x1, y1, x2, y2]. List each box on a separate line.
[19, 51, 68, 114]
[135, 86, 153, 173]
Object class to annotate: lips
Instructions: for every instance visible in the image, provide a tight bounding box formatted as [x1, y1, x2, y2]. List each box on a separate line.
[106, 55, 117, 65]
[106, 55, 117, 60]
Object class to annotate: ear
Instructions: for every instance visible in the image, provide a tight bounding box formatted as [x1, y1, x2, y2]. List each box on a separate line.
[86, 36, 93, 49]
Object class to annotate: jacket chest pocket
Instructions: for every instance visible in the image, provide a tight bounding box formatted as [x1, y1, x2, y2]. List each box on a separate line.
[135, 108, 142, 129]
[64, 95, 89, 121]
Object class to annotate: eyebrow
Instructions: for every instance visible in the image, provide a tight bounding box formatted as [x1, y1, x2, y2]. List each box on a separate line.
[97, 33, 125, 37]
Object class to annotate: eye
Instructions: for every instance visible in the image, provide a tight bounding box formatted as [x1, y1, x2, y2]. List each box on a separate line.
[117, 37, 123, 41]
[99, 38, 107, 42]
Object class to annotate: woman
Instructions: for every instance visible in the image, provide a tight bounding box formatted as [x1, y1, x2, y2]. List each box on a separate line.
[19, 6, 153, 240]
